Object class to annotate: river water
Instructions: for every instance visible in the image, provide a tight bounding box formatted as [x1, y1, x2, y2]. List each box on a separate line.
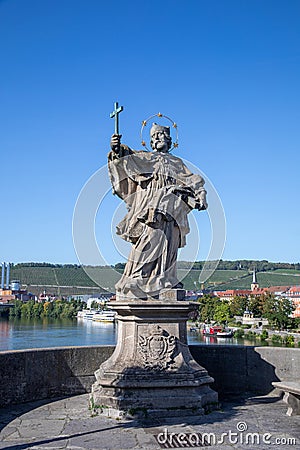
[0, 317, 269, 351]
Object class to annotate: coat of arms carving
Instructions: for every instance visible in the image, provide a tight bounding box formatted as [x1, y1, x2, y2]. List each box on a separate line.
[137, 325, 177, 370]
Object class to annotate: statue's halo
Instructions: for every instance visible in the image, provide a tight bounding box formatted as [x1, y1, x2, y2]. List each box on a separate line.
[140, 112, 179, 152]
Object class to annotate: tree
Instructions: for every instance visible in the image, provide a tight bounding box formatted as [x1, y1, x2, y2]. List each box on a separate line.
[248, 295, 265, 317]
[213, 302, 230, 324]
[197, 295, 218, 323]
[229, 296, 248, 316]
[43, 301, 53, 317]
[20, 300, 35, 318]
[9, 299, 22, 318]
[114, 263, 125, 273]
[52, 300, 64, 318]
[32, 302, 43, 318]
[91, 300, 100, 309]
[262, 294, 295, 330]
[61, 303, 76, 318]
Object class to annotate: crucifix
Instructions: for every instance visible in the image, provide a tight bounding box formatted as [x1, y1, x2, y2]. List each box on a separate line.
[110, 101, 124, 135]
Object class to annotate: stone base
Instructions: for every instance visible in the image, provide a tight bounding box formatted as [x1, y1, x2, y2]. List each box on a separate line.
[159, 288, 185, 301]
[116, 288, 185, 302]
[91, 293, 218, 418]
[90, 402, 213, 420]
[91, 385, 217, 419]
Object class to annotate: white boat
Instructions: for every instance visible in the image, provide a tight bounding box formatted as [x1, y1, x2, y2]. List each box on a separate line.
[92, 310, 117, 323]
[85, 312, 96, 320]
[77, 309, 98, 320]
[216, 330, 233, 338]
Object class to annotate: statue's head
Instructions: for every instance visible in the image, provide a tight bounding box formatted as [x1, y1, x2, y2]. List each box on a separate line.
[150, 123, 172, 153]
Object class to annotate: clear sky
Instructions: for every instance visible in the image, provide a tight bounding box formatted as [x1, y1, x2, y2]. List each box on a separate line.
[0, 0, 299, 265]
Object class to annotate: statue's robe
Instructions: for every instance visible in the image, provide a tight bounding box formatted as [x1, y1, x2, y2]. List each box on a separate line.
[108, 145, 206, 297]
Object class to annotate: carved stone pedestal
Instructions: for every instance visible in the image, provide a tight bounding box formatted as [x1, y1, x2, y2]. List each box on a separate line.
[91, 294, 218, 418]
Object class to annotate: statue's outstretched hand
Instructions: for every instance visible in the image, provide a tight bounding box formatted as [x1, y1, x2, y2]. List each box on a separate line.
[110, 134, 122, 153]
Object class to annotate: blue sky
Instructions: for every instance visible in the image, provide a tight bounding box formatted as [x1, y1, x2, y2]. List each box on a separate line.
[0, 0, 299, 264]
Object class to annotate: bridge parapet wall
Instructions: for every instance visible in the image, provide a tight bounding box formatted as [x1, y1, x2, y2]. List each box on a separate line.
[0, 345, 299, 407]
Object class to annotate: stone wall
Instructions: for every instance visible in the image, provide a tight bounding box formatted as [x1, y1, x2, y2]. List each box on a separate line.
[0, 346, 114, 408]
[0, 345, 299, 407]
[189, 345, 300, 398]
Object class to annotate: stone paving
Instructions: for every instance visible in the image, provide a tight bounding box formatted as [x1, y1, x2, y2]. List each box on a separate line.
[0, 393, 299, 450]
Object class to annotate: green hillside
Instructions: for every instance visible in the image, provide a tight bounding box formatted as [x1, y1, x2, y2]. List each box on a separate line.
[208, 273, 300, 291]
[178, 269, 249, 289]
[10, 266, 98, 288]
[181, 270, 300, 290]
[3, 263, 300, 295]
[10, 266, 57, 286]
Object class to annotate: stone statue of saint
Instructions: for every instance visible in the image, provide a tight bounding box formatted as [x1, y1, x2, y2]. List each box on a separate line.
[108, 123, 207, 299]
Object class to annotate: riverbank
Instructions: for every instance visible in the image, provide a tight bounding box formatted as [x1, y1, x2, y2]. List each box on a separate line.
[187, 322, 300, 348]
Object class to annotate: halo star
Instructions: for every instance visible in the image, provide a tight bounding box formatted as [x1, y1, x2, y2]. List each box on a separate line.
[140, 112, 179, 151]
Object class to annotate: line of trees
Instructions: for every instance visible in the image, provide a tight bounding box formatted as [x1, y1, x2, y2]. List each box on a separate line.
[196, 293, 298, 330]
[180, 260, 300, 271]
[11, 263, 82, 268]
[9, 299, 85, 320]
[10, 260, 300, 271]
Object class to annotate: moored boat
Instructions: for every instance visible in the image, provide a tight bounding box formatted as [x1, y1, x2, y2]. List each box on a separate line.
[92, 310, 117, 323]
[77, 309, 98, 320]
[202, 325, 223, 336]
[216, 330, 233, 338]
[202, 325, 233, 337]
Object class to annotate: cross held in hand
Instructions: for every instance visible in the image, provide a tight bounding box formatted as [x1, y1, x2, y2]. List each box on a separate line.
[110, 102, 124, 135]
